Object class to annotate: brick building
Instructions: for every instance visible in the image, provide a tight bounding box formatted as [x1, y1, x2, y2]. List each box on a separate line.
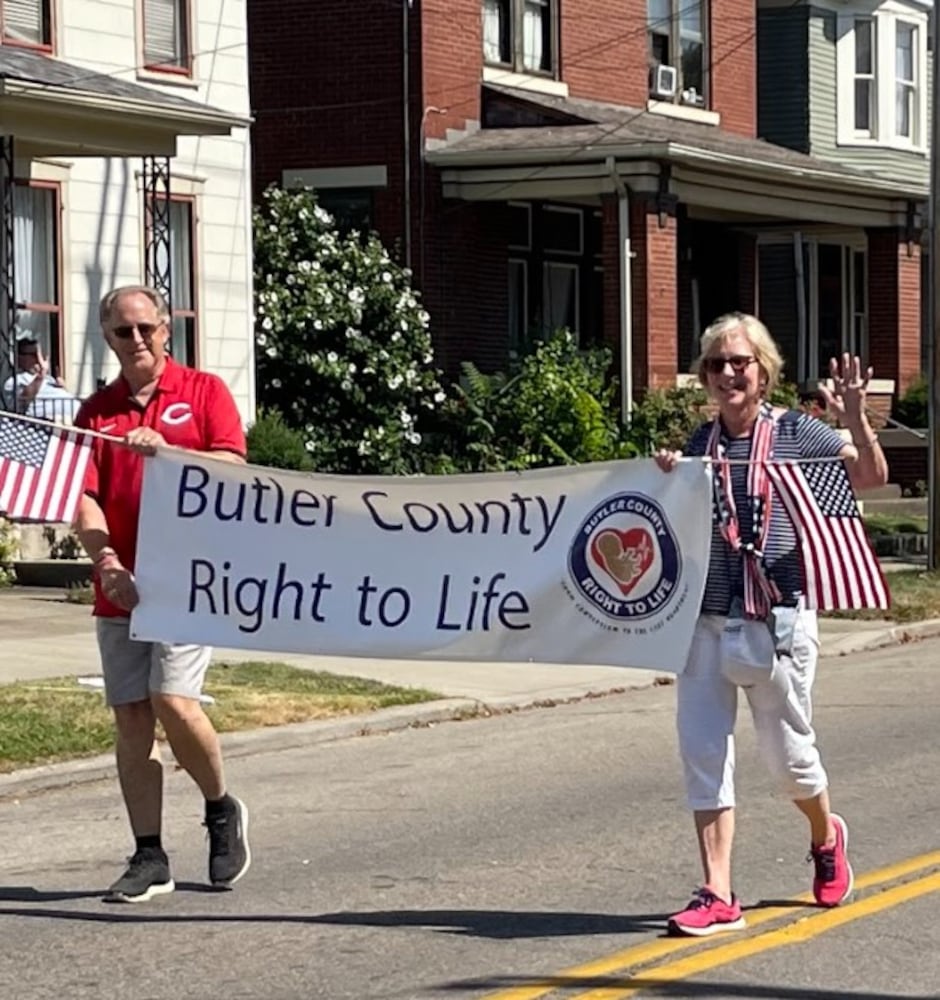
[248, 0, 924, 416]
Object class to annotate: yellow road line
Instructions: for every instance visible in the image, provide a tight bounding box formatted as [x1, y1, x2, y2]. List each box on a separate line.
[480, 850, 940, 1000]
[574, 869, 940, 999]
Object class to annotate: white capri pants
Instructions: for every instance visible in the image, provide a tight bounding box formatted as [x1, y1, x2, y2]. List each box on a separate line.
[676, 608, 828, 810]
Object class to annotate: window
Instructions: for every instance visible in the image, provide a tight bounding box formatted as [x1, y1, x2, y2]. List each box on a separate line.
[854, 18, 876, 134]
[317, 188, 374, 236]
[1, 0, 52, 48]
[482, 0, 558, 76]
[142, 0, 190, 74]
[895, 22, 916, 140]
[168, 198, 197, 367]
[13, 182, 61, 370]
[838, 11, 927, 148]
[508, 259, 528, 351]
[648, 0, 707, 107]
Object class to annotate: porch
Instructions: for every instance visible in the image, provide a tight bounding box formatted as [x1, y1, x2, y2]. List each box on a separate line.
[424, 84, 924, 417]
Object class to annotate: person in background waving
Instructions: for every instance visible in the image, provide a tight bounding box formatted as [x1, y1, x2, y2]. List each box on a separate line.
[655, 312, 887, 937]
[74, 285, 251, 904]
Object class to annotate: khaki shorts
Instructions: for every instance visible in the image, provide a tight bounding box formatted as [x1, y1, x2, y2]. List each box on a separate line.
[96, 617, 212, 707]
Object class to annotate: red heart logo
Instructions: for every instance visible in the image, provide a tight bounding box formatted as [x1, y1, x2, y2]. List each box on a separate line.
[590, 527, 655, 596]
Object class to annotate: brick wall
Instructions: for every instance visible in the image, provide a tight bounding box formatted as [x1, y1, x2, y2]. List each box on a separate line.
[710, 0, 757, 136]
[866, 229, 922, 394]
[561, 0, 649, 107]
[630, 196, 678, 390]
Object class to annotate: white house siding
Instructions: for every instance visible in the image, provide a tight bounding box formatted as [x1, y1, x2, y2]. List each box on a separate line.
[22, 0, 255, 422]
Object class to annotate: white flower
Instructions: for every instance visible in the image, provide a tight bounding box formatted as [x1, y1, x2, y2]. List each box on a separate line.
[265, 346, 277, 358]
[327, 351, 339, 363]
[387, 374, 403, 390]
[298, 260, 312, 273]
[271, 378, 282, 389]
[434, 390, 446, 403]
[313, 319, 324, 331]
[423, 353, 433, 364]
[347, 362, 357, 375]
[345, 327, 361, 340]
[341, 379, 352, 392]
[418, 310, 430, 326]
[348, 287, 365, 306]
[314, 206, 333, 225]
[357, 440, 372, 456]
[381, 271, 393, 283]
[391, 331, 402, 343]
[261, 317, 273, 331]
[257, 333, 267, 347]
[406, 431, 422, 445]
[399, 410, 412, 426]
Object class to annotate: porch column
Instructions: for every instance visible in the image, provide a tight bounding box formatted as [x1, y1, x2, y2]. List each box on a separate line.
[866, 227, 921, 394]
[738, 233, 757, 314]
[629, 193, 678, 391]
[0, 135, 14, 413]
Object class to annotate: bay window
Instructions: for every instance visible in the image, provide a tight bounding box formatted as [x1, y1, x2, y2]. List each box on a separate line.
[838, 10, 926, 148]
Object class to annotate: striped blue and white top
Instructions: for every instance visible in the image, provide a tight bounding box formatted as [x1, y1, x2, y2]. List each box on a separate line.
[685, 410, 847, 615]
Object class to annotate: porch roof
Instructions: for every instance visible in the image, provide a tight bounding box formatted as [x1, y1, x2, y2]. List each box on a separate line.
[0, 47, 249, 158]
[428, 86, 925, 225]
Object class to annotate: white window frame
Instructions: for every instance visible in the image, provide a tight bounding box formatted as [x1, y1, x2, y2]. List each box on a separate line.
[836, 4, 929, 151]
[541, 204, 583, 257]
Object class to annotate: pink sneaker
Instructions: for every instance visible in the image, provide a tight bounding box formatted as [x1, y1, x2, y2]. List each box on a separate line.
[810, 813, 854, 907]
[668, 888, 746, 937]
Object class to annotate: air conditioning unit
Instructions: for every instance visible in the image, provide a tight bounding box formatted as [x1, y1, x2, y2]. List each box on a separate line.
[651, 64, 678, 99]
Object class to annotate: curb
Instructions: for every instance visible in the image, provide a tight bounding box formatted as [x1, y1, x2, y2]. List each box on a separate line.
[820, 618, 940, 657]
[2, 622, 938, 801]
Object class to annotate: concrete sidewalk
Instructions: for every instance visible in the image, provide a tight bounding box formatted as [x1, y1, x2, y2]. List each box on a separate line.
[2, 584, 937, 701]
[2, 583, 939, 797]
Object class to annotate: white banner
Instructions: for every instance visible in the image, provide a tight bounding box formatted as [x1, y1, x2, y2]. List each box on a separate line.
[130, 452, 712, 672]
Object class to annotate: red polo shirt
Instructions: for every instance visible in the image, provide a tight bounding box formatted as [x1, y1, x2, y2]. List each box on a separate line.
[75, 358, 246, 617]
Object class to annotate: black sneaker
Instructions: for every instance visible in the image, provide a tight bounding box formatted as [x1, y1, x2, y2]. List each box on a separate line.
[104, 847, 175, 903]
[205, 795, 251, 888]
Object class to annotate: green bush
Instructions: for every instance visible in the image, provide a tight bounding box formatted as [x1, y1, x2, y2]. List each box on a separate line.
[253, 185, 448, 475]
[892, 375, 928, 429]
[434, 331, 633, 472]
[623, 384, 710, 454]
[0, 518, 16, 586]
[246, 410, 315, 471]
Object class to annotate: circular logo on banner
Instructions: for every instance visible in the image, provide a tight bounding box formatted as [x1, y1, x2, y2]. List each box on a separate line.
[568, 493, 682, 622]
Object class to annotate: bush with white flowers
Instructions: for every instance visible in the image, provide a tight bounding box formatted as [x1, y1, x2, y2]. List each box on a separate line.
[253, 185, 448, 474]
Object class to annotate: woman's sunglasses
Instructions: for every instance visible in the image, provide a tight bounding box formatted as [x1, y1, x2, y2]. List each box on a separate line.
[110, 322, 163, 340]
[702, 354, 756, 375]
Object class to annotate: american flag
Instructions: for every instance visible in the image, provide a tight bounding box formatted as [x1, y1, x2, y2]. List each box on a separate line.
[0, 415, 93, 523]
[766, 459, 890, 611]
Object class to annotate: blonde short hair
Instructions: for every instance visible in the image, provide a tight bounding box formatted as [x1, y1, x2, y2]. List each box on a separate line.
[694, 312, 784, 394]
[99, 285, 170, 327]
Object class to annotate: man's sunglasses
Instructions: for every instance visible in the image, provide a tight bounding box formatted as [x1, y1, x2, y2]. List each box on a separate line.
[702, 354, 757, 375]
[110, 322, 163, 340]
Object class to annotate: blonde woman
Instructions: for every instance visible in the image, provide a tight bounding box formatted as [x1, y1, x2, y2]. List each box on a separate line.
[655, 312, 887, 936]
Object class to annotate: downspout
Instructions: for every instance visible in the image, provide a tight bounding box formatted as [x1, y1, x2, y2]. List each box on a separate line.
[607, 156, 633, 423]
[402, 0, 414, 269]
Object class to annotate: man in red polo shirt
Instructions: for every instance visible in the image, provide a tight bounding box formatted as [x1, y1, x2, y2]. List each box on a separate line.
[74, 285, 251, 903]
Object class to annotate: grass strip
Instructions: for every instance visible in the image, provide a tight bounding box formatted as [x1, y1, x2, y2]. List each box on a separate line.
[0, 661, 441, 773]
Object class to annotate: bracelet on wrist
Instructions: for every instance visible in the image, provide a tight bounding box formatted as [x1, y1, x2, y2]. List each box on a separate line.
[93, 547, 119, 567]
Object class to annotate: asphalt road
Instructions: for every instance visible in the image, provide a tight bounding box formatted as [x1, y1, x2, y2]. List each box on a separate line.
[1, 637, 938, 1000]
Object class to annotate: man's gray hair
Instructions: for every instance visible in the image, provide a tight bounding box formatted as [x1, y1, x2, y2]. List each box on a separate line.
[99, 285, 170, 327]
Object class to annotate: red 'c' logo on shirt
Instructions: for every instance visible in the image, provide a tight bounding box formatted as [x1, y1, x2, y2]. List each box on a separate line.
[162, 402, 194, 426]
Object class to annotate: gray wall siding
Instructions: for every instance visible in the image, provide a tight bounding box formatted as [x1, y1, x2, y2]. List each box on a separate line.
[757, 7, 810, 152]
[808, 7, 929, 195]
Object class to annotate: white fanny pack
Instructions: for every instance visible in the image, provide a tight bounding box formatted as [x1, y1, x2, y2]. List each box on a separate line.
[719, 599, 800, 688]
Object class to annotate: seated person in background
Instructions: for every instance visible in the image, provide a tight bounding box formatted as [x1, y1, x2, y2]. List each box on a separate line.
[3, 338, 81, 422]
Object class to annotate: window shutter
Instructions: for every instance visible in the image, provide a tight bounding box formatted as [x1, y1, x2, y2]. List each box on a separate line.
[4, 0, 46, 45]
[144, 0, 187, 68]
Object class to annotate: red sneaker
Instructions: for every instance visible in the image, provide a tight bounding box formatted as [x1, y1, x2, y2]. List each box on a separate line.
[810, 813, 854, 907]
[667, 888, 746, 937]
